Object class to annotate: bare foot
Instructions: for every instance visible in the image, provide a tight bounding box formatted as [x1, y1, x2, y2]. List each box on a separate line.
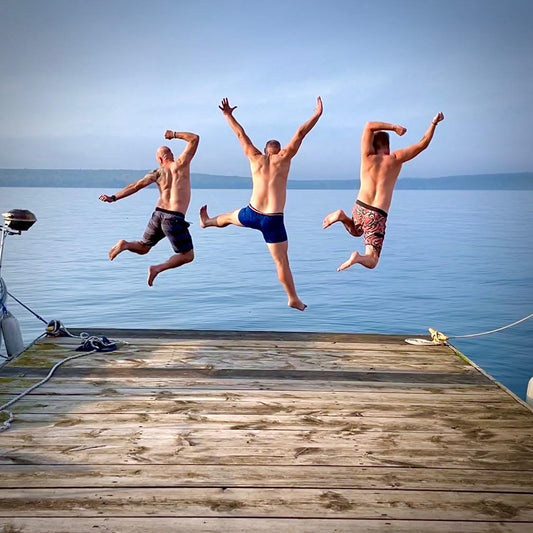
[109, 239, 127, 260]
[322, 209, 343, 229]
[289, 299, 307, 311]
[199, 205, 209, 228]
[323, 210, 362, 237]
[337, 251, 360, 271]
[147, 265, 161, 286]
[338, 251, 378, 271]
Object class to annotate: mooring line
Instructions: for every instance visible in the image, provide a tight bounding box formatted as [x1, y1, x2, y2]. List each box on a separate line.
[6, 290, 48, 324]
[405, 312, 533, 345]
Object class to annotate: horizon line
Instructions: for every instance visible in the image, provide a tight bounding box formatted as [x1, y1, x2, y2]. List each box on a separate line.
[0, 168, 532, 181]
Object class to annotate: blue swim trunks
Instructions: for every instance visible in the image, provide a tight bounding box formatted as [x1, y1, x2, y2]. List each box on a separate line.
[237, 204, 288, 243]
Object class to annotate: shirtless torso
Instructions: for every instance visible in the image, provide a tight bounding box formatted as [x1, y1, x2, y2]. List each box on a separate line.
[358, 149, 404, 213]
[248, 153, 291, 213]
[154, 156, 192, 214]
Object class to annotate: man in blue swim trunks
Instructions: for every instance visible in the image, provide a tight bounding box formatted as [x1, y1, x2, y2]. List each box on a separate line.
[200, 97, 323, 310]
[99, 130, 199, 286]
[323, 112, 444, 270]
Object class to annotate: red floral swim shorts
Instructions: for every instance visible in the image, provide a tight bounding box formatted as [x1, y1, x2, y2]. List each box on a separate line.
[351, 199, 388, 255]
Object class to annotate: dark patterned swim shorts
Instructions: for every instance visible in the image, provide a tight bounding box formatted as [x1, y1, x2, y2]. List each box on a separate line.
[141, 207, 193, 253]
[352, 199, 388, 255]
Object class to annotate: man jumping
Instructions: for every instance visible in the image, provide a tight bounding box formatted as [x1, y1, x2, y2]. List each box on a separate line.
[323, 113, 444, 271]
[99, 130, 199, 286]
[200, 97, 323, 310]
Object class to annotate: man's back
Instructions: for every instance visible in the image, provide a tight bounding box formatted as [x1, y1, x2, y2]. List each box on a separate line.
[249, 153, 292, 213]
[156, 160, 192, 214]
[359, 153, 403, 213]
[155, 132, 199, 214]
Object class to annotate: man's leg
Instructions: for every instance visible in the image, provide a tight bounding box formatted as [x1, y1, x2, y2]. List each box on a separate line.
[322, 209, 362, 237]
[109, 240, 151, 260]
[199, 205, 242, 228]
[337, 245, 379, 271]
[147, 250, 194, 286]
[266, 241, 306, 311]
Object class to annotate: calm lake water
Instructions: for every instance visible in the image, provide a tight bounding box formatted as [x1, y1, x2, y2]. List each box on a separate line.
[1, 186, 532, 399]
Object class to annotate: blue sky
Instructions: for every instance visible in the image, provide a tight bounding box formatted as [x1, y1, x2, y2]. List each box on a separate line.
[1, 0, 532, 179]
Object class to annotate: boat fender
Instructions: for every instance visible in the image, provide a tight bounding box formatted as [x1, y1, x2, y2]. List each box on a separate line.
[527, 378, 533, 408]
[1, 309, 24, 358]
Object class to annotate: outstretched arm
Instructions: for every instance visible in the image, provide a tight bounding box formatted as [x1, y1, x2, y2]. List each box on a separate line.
[361, 121, 407, 156]
[164, 130, 200, 163]
[283, 97, 323, 158]
[99, 170, 159, 203]
[393, 112, 444, 163]
[219, 98, 261, 158]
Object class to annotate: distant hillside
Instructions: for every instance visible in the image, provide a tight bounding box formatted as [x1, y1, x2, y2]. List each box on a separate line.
[397, 173, 533, 190]
[0, 169, 532, 190]
[0, 169, 251, 189]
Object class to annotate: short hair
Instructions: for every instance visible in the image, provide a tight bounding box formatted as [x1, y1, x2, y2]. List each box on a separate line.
[373, 131, 390, 151]
[265, 139, 281, 152]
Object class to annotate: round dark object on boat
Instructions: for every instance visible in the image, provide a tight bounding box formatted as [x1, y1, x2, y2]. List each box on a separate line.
[1, 209, 37, 232]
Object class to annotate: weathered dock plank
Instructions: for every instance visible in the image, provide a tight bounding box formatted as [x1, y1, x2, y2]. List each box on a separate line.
[2, 463, 533, 492]
[2, 486, 533, 520]
[2, 518, 531, 533]
[1, 329, 532, 532]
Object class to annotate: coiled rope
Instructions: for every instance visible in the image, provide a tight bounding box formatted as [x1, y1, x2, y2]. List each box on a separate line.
[405, 312, 533, 345]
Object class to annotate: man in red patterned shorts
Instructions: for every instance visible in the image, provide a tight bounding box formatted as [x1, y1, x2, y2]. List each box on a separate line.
[323, 112, 444, 270]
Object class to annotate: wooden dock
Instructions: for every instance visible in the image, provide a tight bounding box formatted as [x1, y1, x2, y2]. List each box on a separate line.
[1, 328, 533, 532]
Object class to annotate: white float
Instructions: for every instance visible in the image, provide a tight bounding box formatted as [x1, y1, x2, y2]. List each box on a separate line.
[527, 378, 533, 407]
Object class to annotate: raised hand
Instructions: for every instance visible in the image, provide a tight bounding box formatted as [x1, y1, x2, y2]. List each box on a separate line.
[164, 130, 174, 140]
[432, 112, 445, 125]
[315, 96, 323, 116]
[219, 98, 237, 115]
[394, 125, 407, 136]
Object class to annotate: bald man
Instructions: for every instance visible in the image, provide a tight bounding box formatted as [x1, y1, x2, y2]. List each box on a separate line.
[99, 130, 199, 286]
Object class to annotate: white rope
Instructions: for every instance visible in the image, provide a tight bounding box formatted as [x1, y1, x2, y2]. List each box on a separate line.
[0, 349, 97, 432]
[405, 338, 434, 345]
[449, 313, 533, 339]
